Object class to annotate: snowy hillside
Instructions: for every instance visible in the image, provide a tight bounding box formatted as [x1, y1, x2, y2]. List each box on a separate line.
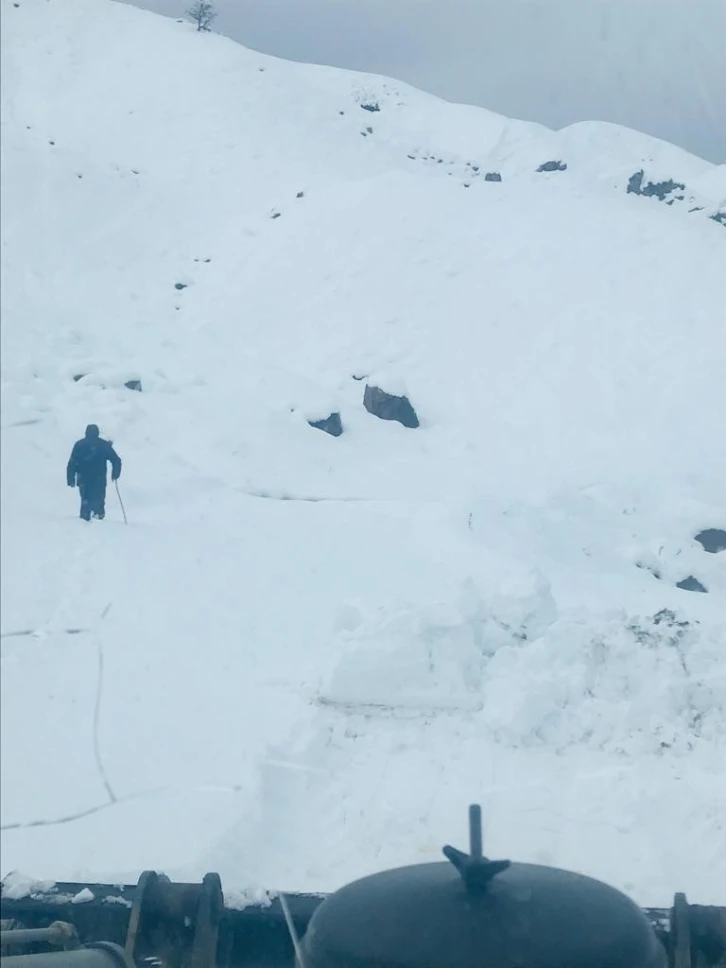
[128, 0, 726, 165]
[1, 0, 725, 906]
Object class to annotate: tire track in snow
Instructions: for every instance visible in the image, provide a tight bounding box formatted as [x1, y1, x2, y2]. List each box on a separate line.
[2, 528, 118, 826]
[45, 531, 118, 804]
[0, 783, 247, 832]
[56, 538, 119, 810]
[0, 795, 141, 832]
[92, 603, 116, 804]
[1, 628, 90, 639]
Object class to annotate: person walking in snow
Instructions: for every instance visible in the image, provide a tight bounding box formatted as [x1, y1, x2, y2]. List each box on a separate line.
[66, 424, 122, 521]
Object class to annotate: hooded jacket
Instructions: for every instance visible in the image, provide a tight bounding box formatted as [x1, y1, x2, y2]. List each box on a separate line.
[67, 425, 122, 486]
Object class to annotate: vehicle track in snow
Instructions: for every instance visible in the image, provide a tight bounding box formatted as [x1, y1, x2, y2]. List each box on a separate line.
[1, 522, 118, 828]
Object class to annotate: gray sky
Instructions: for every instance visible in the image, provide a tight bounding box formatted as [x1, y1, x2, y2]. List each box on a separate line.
[129, 0, 726, 163]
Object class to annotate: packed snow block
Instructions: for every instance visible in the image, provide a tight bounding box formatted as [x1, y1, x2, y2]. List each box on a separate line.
[537, 160, 567, 172]
[363, 385, 419, 428]
[124, 379, 142, 392]
[319, 600, 487, 713]
[627, 170, 686, 202]
[676, 575, 708, 593]
[320, 576, 558, 716]
[308, 412, 343, 437]
[445, 572, 557, 656]
[695, 528, 726, 553]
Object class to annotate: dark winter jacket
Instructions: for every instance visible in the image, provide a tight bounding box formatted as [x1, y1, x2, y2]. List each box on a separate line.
[67, 434, 121, 487]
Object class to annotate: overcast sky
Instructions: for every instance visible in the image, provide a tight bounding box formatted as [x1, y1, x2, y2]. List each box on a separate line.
[128, 0, 726, 164]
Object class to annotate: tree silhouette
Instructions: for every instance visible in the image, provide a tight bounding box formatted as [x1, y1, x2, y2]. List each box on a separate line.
[186, 0, 216, 32]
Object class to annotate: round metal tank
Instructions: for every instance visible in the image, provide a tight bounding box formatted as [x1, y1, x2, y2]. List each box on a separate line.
[302, 807, 667, 968]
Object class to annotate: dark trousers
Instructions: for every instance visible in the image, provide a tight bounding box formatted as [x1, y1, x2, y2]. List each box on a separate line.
[79, 478, 107, 520]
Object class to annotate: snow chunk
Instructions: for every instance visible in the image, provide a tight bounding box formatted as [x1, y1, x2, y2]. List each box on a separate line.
[224, 885, 275, 910]
[1, 871, 56, 899]
[103, 894, 132, 907]
[320, 576, 557, 713]
[71, 888, 95, 904]
[321, 598, 485, 712]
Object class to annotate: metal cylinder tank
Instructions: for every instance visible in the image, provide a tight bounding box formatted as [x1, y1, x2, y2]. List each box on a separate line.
[302, 806, 667, 968]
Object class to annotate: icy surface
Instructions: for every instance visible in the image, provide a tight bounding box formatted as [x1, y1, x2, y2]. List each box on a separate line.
[1, 0, 725, 906]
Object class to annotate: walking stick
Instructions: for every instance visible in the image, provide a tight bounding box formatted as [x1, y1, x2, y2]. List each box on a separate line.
[114, 480, 128, 524]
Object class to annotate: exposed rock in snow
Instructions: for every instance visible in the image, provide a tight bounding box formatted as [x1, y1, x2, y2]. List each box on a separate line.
[676, 576, 708, 593]
[694, 528, 726, 554]
[363, 385, 419, 429]
[537, 160, 568, 172]
[627, 170, 686, 201]
[308, 412, 343, 437]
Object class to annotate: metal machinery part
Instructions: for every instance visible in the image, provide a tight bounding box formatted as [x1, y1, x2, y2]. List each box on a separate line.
[1, 871, 723, 968]
[1, 919, 132, 968]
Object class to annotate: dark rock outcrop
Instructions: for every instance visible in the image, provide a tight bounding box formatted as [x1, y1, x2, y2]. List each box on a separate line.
[360, 101, 380, 113]
[626, 171, 686, 202]
[694, 528, 726, 553]
[485, 171, 502, 182]
[676, 576, 708, 593]
[363, 385, 419, 428]
[124, 379, 142, 392]
[537, 160, 567, 172]
[308, 412, 343, 437]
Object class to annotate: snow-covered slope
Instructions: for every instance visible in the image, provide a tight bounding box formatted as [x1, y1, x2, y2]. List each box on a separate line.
[1, 0, 725, 905]
[128, 0, 726, 165]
